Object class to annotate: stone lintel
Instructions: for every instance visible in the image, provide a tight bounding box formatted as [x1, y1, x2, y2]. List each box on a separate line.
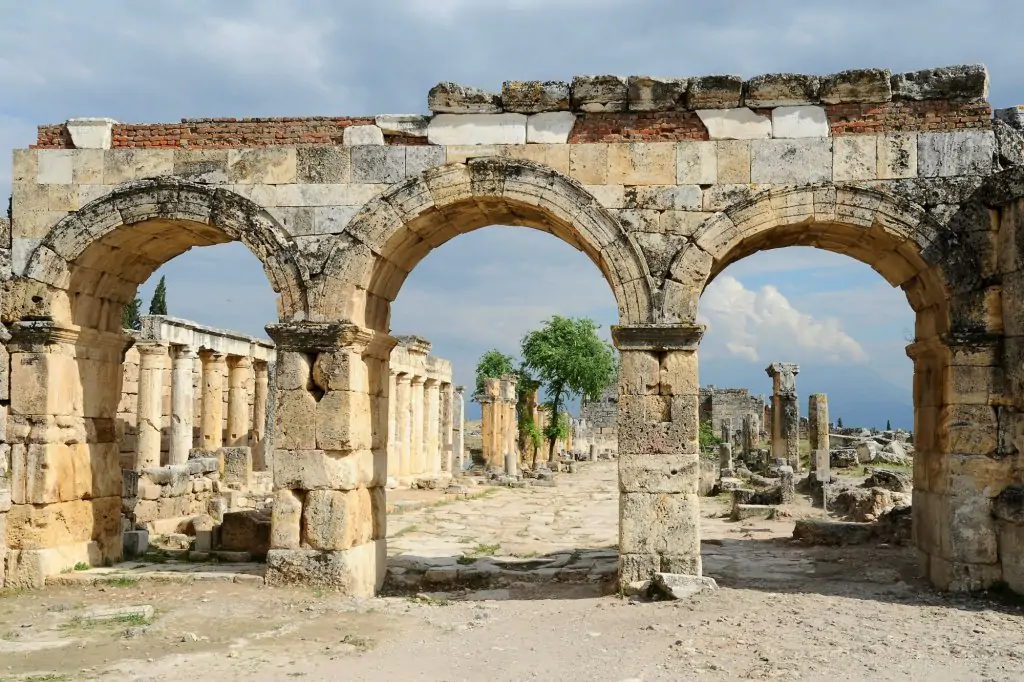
[265, 322, 374, 353]
[8, 320, 80, 349]
[906, 332, 1002, 360]
[396, 334, 432, 356]
[611, 324, 706, 352]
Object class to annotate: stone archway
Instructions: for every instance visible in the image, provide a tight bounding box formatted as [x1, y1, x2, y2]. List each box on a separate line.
[3, 178, 308, 587]
[665, 183, 1008, 591]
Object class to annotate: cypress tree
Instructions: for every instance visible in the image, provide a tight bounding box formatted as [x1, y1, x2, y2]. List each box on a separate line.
[149, 276, 168, 315]
[122, 298, 142, 330]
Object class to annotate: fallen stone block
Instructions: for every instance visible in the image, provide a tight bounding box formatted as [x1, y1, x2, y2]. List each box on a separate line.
[731, 504, 776, 521]
[792, 519, 876, 546]
[218, 509, 272, 559]
[123, 530, 149, 558]
[651, 572, 718, 600]
[863, 468, 912, 493]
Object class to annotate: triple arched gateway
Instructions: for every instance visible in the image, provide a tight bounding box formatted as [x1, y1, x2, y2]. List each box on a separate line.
[3, 64, 1023, 594]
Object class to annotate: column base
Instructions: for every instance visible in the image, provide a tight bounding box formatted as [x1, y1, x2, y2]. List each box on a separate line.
[619, 552, 702, 590]
[265, 540, 386, 595]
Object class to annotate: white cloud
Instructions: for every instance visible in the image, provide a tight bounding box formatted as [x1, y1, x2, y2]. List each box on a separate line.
[699, 275, 868, 364]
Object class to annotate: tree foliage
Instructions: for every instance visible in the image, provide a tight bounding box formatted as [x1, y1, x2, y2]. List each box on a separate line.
[148, 276, 168, 316]
[699, 421, 721, 453]
[521, 316, 616, 460]
[122, 298, 142, 331]
[473, 349, 516, 399]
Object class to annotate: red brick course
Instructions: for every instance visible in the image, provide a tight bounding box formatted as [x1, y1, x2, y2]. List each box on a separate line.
[31, 101, 992, 149]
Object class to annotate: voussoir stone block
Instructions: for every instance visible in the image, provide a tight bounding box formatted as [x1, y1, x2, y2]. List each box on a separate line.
[627, 76, 687, 112]
[891, 64, 989, 101]
[820, 68, 893, 104]
[501, 80, 571, 113]
[570, 75, 628, 112]
[686, 75, 744, 110]
[427, 114, 527, 146]
[744, 73, 820, 107]
[428, 82, 502, 114]
[696, 108, 771, 141]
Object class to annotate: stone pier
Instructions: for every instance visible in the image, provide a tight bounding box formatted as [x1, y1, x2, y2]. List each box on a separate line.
[766, 363, 800, 471]
[808, 393, 829, 472]
[452, 386, 466, 472]
[480, 376, 518, 470]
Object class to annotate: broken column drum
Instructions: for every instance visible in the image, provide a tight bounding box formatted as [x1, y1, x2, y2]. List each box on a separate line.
[766, 363, 801, 471]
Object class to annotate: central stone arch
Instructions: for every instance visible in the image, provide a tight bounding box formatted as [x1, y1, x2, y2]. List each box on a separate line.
[309, 157, 654, 330]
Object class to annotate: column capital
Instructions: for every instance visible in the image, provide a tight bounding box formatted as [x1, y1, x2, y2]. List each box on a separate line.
[135, 340, 169, 356]
[7, 320, 80, 349]
[410, 375, 426, 387]
[172, 345, 198, 360]
[198, 348, 226, 363]
[765, 362, 800, 378]
[227, 355, 253, 369]
[611, 323, 705, 351]
[424, 377, 440, 388]
[455, 385, 465, 395]
[395, 372, 412, 385]
[254, 359, 270, 376]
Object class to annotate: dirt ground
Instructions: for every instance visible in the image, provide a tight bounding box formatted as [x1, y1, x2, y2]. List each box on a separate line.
[2, 461, 1022, 682]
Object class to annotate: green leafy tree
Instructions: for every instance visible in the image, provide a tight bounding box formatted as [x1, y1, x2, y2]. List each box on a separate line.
[699, 421, 721, 453]
[473, 349, 516, 399]
[148, 276, 168, 316]
[122, 297, 142, 331]
[521, 316, 616, 461]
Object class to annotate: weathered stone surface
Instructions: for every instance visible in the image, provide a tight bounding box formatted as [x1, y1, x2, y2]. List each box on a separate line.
[918, 130, 994, 177]
[650, 572, 717, 600]
[750, 139, 832, 183]
[995, 106, 1024, 131]
[66, 118, 117, 150]
[219, 509, 271, 558]
[375, 115, 429, 138]
[891, 64, 989, 101]
[264, 541, 384, 595]
[696, 108, 771, 140]
[820, 68, 892, 104]
[526, 112, 576, 144]
[627, 76, 687, 111]
[220, 447, 252, 489]
[771, 106, 829, 138]
[571, 75, 628, 113]
[832, 487, 910, 522]
[428, 82, 502, 114]
[343, 125, 385, 146]
[833, 135, 878, 181]
[501, 81, 571, 113]
[686, 75, 743, 109]
[427, 114, 527, 146]
[993, 484, 1024, 524]
[994, 120, 1024, 169]
[744, 74, 819, 107]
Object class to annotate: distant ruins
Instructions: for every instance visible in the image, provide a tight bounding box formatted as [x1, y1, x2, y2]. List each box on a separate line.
[699, 385, 766, 448]
[3, 62, 1024, 597]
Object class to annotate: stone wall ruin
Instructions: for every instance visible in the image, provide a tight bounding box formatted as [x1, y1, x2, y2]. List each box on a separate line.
[3, 62, 1024, 595]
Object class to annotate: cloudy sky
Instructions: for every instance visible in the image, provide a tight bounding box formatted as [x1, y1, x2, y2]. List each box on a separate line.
[3, 0, 1020, 427]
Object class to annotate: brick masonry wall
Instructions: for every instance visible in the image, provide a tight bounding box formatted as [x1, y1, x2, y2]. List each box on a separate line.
[33, 100, 992, 149]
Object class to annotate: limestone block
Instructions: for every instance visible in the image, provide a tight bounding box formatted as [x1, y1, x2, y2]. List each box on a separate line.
[750, 139, 832, 184]
[606, 142, 676, 185]
[891, 64, 988, 101]
[406, 146, 446, 176]
[660, 211, 712, 238]
[820, 68, 892, 104]
[570, 75, 628, 112]
[375, 114, 429, 138]
[313, 206, 359, 235]
[833, 136, 878, 181]
[343, 125, 385, 146]
[997, 520, 1024, 594]
[918, 131, 994, 177]
[943, 404, 997, 456]
[123, 530, 149, 558]
[771, 106, 829, 138]
[619, 454, 699, 494]
[271, 488, 303, 549]
[995, 106, 1024, 131]
[743, 73, 820, 107]
[275, 389, 318, 450]
[676, 141, 717, 184]
[276, 352, 314, 391]
[427, 114, 527, 146]
[501, 80, 570, 113]
[569, 144, 609, 184]
[651, 572, 718, 600]
[221, 447, 253, 489]
[274, 449, 374, 491]
[617, 394, 700, 455]
[303, 489, 358, 550]
[36, 150, 73, 184]
[716, 141, 751, 184]
[133, 149, 175, 179]
[71, 149, 105, 184]
[173, 149, 230, 183]
[10, 351, 82, 417]
[264, 540, 386, 594]
[503, 144, 571, 175]
[66, 118, 117, 149]
[620, 491, 700, 555]
[686, 75, 743, 110]
[877, 133, 918, 179]
[296, 147, 351, 184]
[316, 389, 372, 451]
[623, 185, 701, 212]
[526, 112, 576, 144]
[6, 497, 120, 550]
[627, 76, 687, 112]
[696, 108, 771, 140]
[227, 148, 297, 184]
[428, 82, 501, 114]
[12, 149, 37, 183]
[219, 509, 272, 558]
[660, 351, 699, 396]
[584, 184, 625, 208]
[350, 146, 406, 184]
[445, 144, 500, 164]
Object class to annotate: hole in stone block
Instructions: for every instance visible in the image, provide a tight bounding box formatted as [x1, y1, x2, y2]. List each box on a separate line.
[306, 352, 325, 403]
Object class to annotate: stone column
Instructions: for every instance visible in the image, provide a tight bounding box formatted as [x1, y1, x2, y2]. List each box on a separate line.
[226, 356, 252, 447]
[264, 321, 394, 596]
[719, 442, 733, 477]
[613, 323, 704, 588]
[480, 378, 501, 468]
[387, 372, 399, 478]
[396, 374, 412, 477]
[199, 350, 226, 450]
[135, 341, 168, 470]
[440, 383, 453, 473]
[453, 386, 465, 471]
[169, 346, 197, 465]
[766, 363, 800, 471]
[424, 378, 440, 476]
[410, 376, 425, 476]
[807, 393, 829, 471]
[741, 416, 754, 460]
[252, 361, 269, 468]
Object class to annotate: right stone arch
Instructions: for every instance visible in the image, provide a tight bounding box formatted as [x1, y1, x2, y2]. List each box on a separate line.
[663, 182, 1019, 592]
